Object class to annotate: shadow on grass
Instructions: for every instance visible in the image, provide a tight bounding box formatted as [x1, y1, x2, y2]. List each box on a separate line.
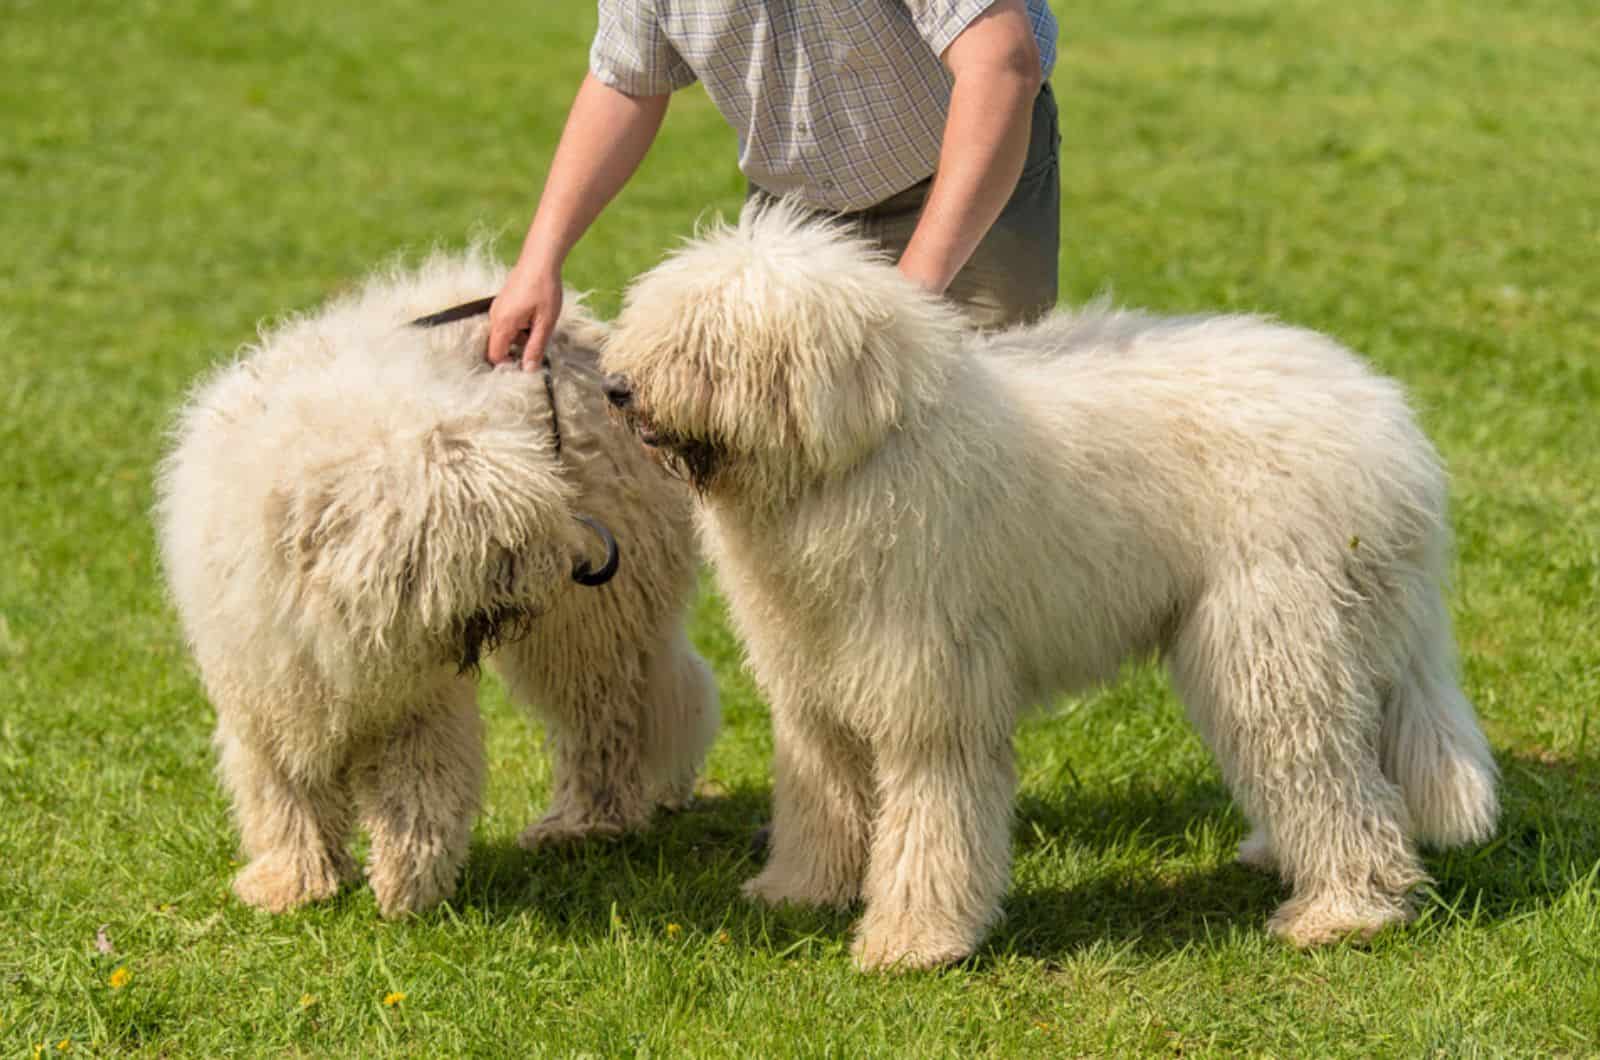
[995, 747, 1600, 962]
[445, 748, 1599, 962]
[452, 785, 821, 939]
[996, 777, 1283, 960]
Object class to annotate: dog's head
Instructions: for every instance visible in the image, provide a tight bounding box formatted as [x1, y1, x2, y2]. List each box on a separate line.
[262, 324, 606, 679]
[600, 201, 966, 500]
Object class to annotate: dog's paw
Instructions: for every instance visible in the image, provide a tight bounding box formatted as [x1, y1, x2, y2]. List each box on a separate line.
[850, 916, 974, 973]
[517, 812, 629, 849]
[371, 877, 453, 920]
[738, 871, 802, 907]
[232, 851, 349, 914]
[739, 868, 855, 910]
[1236, 828, 1278, 874]
[1266, 891, 1413, 948]
[644, 784, 698, 815]
[368, 859, 457, 919]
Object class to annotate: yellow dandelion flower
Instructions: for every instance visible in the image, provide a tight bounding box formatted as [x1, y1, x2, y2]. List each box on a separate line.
[714, 930, 731, 945]
[108, 967, 131, 990]
[665, 923, 682, 938]
[57, 1040, 71, 1053]
[33, 1043, 44, 1060]
[383, 991, 405, 1007]
[299, 994, 317, 1009]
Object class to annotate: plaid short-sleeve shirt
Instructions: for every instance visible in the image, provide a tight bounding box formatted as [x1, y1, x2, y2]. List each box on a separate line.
[590, 1, 1058, 213]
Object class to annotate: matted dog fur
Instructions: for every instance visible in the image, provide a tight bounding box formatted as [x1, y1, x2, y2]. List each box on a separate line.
[601, 203, 1498, 969]
[156, 251, 718, 917]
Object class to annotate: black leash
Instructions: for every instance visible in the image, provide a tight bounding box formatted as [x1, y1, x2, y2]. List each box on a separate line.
[409, 295, 496, 328]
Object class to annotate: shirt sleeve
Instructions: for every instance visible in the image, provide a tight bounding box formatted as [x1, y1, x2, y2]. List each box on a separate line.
[590, 0, 698, 95]
[902, 0, 1004, 59]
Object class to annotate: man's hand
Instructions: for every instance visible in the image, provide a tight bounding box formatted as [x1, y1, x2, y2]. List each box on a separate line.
[488, 263, 563, 370]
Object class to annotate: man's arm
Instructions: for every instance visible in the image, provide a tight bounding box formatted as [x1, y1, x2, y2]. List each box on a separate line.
[896, 0, 1043, 295]
[488, 74, 671, 368]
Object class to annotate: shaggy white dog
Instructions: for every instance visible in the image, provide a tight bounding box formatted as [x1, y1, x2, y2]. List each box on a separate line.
[599, 204, 1498, 969]
[156, 251, 718, 917]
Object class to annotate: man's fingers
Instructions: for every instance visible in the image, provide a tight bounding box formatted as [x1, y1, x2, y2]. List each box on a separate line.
[486, 316, 515, 365]
[487, 295, 538, 365]
[520, 315, 556, 372]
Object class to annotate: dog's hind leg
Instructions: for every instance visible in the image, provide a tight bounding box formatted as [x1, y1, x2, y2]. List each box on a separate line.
[850, 720, 1016, 971]
[741, 699, 874, 911]
[510, 676, 655, 847]
[638, 630, 721, 812]
[1170, 568, 1427, 947]
[352, 685, 485, 918]
[217, 720, 357, 914]
[1379, 585, 1498, 849]
[495, 628, 665, 846]
[1172, 654, 1280, 875]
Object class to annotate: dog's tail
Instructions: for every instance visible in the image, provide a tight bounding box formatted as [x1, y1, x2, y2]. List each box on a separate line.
[1379, 587, 1499, 848]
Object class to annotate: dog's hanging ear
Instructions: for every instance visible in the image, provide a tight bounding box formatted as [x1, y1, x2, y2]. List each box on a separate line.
[776, 292, 924, 478]
[266, 469, 418, 627]
[262, 442, 443, 642]
[268, 483, 357, 577]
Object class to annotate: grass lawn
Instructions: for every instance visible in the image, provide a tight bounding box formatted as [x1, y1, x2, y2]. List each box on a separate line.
[3, 0, 1597, 1054]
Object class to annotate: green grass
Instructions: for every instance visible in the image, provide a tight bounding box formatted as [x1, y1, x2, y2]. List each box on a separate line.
[3, 0, 1597, 1054]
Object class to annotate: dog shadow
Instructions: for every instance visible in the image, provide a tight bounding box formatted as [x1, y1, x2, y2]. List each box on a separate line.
[453, 786, 858, 945]
[995, 746, 1600, 962]
[995, 778, 1281, 959]
[448, 748, 1599, 961]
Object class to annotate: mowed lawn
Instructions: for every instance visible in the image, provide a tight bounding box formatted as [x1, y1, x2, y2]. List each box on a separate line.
[2, 0, 1596, 1054]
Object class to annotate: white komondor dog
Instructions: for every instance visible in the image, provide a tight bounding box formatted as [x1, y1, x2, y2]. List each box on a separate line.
[598, 204, 1498, 969]
[156, 251, 719, 918]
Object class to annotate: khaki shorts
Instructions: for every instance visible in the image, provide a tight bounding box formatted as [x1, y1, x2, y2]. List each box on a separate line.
[750, 82, 1061, 331]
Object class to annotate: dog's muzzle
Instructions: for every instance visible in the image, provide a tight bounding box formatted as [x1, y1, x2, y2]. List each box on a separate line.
[602, 374, 671, 448]
[571, 515, 620, 587]
[601, 373, 634, 410]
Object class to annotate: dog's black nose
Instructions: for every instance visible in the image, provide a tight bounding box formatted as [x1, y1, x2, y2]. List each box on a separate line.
[601, 373, 634, 409]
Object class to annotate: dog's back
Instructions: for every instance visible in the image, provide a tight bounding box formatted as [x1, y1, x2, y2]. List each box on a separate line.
[977, 306, 1448, 566]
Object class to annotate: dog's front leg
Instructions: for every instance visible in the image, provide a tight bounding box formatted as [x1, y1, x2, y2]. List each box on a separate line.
[741, 701, 873, 910]
[218, 723, 357, 914]
[352, 688, 485, 918]
[852, 723, 1016, 972]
